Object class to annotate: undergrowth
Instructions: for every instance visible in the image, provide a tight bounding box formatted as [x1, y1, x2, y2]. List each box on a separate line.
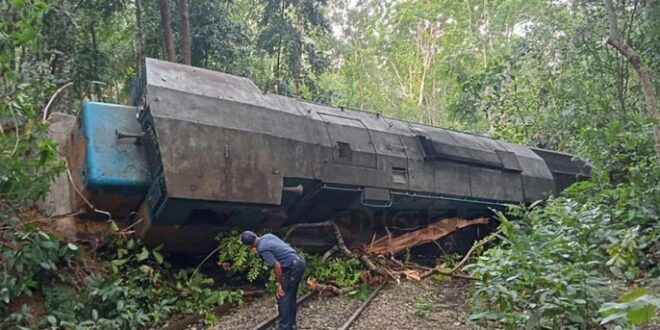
[0, 216, 243, 329]
[466, 125, 660, 329]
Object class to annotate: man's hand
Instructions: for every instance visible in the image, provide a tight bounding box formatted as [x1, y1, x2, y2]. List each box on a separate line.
[276, 283, 285, 299]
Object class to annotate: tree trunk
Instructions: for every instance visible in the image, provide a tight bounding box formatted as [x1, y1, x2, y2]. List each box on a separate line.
[603, 0, 660, 161]
[179, 0, 191, 65]
[135, 0, 144, 70]
[158, 0, 176, 62]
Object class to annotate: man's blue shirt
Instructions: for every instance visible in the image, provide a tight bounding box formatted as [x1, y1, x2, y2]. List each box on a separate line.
[256, 234, 300, 268]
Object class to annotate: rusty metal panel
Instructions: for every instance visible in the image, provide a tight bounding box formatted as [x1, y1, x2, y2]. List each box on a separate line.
[153, 117, 283, 205]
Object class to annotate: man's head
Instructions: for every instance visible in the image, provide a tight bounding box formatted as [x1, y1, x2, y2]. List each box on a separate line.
[240, 231, 258, 247]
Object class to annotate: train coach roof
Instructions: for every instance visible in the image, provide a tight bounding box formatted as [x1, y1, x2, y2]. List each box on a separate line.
[141, 58, 514, 146]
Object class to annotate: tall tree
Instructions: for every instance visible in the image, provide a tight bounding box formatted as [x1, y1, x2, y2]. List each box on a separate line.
[159, 0, 176, 62]
[135, 0, 145, 70]
[179, 0, 191, 65]
[603, 0, 660, 161]
[258, 0, 330, 96]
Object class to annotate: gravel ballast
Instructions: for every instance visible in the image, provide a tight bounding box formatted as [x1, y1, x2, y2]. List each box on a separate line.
[350, 279, 476, 330]
[213, 294, 277, 330]
[212, 279, 475, 330]
[213, 292, 365, 330]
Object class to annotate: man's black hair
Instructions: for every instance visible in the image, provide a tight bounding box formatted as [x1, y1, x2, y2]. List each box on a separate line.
[240, 231, 257, 245]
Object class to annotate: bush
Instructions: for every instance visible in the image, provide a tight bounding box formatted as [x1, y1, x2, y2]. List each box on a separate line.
[1, 228, 243, 329]
[466, 125, 659, 329]
[467, 205, 613, 328]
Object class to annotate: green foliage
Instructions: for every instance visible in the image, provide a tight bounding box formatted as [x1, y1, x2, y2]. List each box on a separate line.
[599, 288, 660, 327]
[467, 139, 659, 329]
[575, 121, 658, 186]
[1, 229, 243, 329]
[3, 0, 660, 328]
[431, 253, 461, 283]
[97, 238, 243, 327]
[257, 0, 330, 97]
[304, 254, 364, 288]
[217, 231, 270, 283]
[467, 207, 611, 328]
[1, 0, 63, 210]
[0, 225, 79, 318]
[0, 124, 63, 209]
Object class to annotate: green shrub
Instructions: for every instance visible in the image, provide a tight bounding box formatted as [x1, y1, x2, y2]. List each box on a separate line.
[467, 134, 659, 328]
[599, 288, 660, 327]
[467, 206, 612, 328]
[1, 228, 242, 329]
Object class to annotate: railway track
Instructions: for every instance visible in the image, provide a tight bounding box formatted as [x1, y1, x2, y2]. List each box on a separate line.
[213, 283, 387, 330]
[180, 279, 476, 330]
[252, 283, 386, 330]
[251, 283, 386, 330]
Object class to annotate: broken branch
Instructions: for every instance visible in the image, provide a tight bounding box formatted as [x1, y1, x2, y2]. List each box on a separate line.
[283, 220, 334, 241]
[421, 229, 502, 280]
[306, 278, 359, 295]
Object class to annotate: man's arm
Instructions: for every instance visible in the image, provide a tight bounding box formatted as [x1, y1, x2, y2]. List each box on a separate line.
[273, 261, 285, 298]
[260, 251, 285, 298]
[273, 260, 283, 285]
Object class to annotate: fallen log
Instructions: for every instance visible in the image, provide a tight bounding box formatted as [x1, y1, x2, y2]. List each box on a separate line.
[366, 217, 489, 256]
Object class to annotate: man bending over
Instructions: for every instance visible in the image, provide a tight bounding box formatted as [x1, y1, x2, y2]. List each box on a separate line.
[240, 231, 306, 330]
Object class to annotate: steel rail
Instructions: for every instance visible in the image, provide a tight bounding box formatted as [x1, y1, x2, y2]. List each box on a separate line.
[338, 282, 387, 330]
[251, 282, 385, 330]
[252, 291, 316, 330]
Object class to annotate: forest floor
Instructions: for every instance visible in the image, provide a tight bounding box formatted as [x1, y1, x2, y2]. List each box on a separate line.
[192, 279, 475, 330]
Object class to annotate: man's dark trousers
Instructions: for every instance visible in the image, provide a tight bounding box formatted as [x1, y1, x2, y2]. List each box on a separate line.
[277, 257, 306, 330]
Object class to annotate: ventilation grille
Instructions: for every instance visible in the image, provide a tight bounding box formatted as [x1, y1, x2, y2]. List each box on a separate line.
[337, 142, 352, 160]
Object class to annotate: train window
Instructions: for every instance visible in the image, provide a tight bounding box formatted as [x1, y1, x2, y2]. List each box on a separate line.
[337, 142, 352, 160]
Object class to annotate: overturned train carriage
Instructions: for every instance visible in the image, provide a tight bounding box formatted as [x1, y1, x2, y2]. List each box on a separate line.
[68, 58, 590, 253]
